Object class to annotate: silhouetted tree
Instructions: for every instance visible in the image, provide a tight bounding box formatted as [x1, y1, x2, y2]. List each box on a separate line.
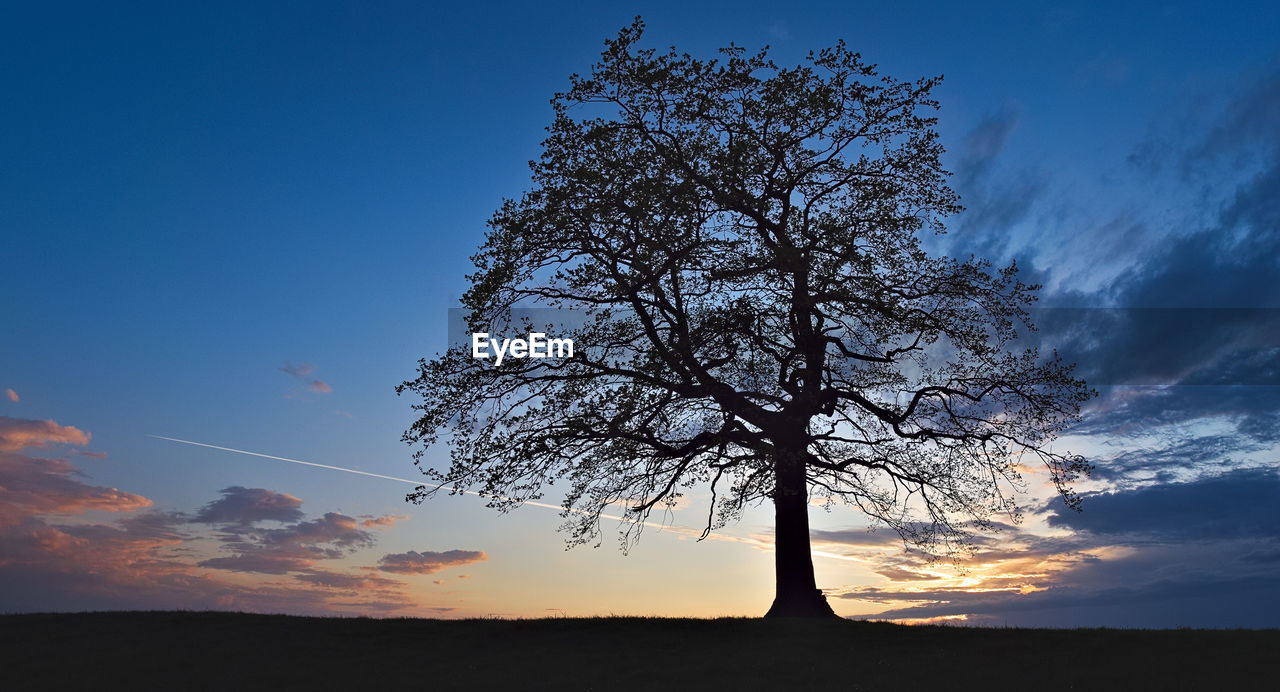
[399, 19, 1091, 617]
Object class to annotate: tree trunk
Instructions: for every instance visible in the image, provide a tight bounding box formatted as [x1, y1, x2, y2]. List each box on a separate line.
[764, 448, 837, 618]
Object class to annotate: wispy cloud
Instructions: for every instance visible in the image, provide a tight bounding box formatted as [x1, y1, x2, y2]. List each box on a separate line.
[377, 550, 489, 575]
[4, 389, 17, 403]
[360, 514, 407, 528]
[277, 362, 315, 378]
[278, 361, 332, 395]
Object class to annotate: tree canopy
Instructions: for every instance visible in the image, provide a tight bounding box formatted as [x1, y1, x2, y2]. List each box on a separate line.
[399, 19, 1092, 616]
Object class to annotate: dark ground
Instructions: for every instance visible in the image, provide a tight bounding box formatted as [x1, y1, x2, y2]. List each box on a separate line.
[1, 611, 1275, 690]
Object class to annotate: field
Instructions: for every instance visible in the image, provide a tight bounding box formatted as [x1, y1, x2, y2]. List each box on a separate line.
[2, 611, 1275, 690]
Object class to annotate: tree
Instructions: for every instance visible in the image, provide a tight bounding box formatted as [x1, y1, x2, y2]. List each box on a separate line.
[398, 19, 1092, 618]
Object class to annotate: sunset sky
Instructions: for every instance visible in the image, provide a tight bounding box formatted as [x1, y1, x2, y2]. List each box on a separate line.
[3, 1, 1279, 626]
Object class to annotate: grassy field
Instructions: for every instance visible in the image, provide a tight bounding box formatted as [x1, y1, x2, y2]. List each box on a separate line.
[2, 611, 1275, 690]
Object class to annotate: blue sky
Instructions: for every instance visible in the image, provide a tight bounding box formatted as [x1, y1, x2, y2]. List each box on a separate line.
[2, 1, 1279, 625]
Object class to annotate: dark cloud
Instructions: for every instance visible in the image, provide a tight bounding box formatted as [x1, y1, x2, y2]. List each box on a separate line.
[193, 486, 304, 526]
[1007, 68, 1280, 427]
[1105, 67, 1280, 313]
[254, 512, 375, 552]
[197, 553, 312, 575]
[200, 512, 377, 574]
[117, 511, 191, 540]
[1072, 385, 1280, 440]
[810, 528, 910, 549]
[1082, 430, 1245, 485]
[1046, 467, 1280, 541]
[1029, 309, 1280, 387]
[377, 550, 489, 575]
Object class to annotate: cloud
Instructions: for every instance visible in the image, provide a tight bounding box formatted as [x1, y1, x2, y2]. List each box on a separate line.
[278, 362, 315, 378]
[0, 417, 440, 615]
[941, 107, 1048, 261]
[377, 550, 488, 575]
[840, 542, 1280, 628]
[1029, 309, 1280, 387]
[1045, 467, 1280, 541]
[1100, 67, 1280, 313]
[819, 466, 1280, 627]
[193, 486, 304, 526]
[0, 428, 150, 527]
[254, 512, 375, 551]
[1188, 64, 1280, 170]
[360, 514, 408, 528]
[279, 361, 333, 395]
[766, 20, 791, 41]
[5, 389, 17, 403]
[196, 553, 311, 575]
[0, 416, 90, 452]
[200, 512, 378, 575]
[293, 569, 402, 590]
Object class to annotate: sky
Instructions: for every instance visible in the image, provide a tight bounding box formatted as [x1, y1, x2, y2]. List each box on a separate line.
[2, 0, 1279, 626]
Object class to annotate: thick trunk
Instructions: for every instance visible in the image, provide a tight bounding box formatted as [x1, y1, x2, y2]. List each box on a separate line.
[764, 448, 837, 618]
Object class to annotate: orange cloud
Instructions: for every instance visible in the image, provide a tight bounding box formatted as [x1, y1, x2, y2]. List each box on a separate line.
[0, 416, 471, 616]
[0, 417, 90, 452]
[0, 417, 121, 528]
[4, 389, 17, 403]
[360, 514, 408, 529]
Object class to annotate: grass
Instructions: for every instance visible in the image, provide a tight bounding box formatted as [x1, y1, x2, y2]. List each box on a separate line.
[2, 611, 1275, 690]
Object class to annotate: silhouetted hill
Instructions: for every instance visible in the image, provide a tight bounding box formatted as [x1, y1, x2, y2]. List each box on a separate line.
[2, 611, 1273, 690]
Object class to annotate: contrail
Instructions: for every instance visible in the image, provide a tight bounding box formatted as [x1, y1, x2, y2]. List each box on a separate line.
[147, 436, 870, 562]
[147, 434, 718, 539]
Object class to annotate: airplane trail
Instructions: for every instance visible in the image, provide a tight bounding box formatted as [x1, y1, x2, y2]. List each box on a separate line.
[148, 435, 865, 563]
[148, 434, 719, 539]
